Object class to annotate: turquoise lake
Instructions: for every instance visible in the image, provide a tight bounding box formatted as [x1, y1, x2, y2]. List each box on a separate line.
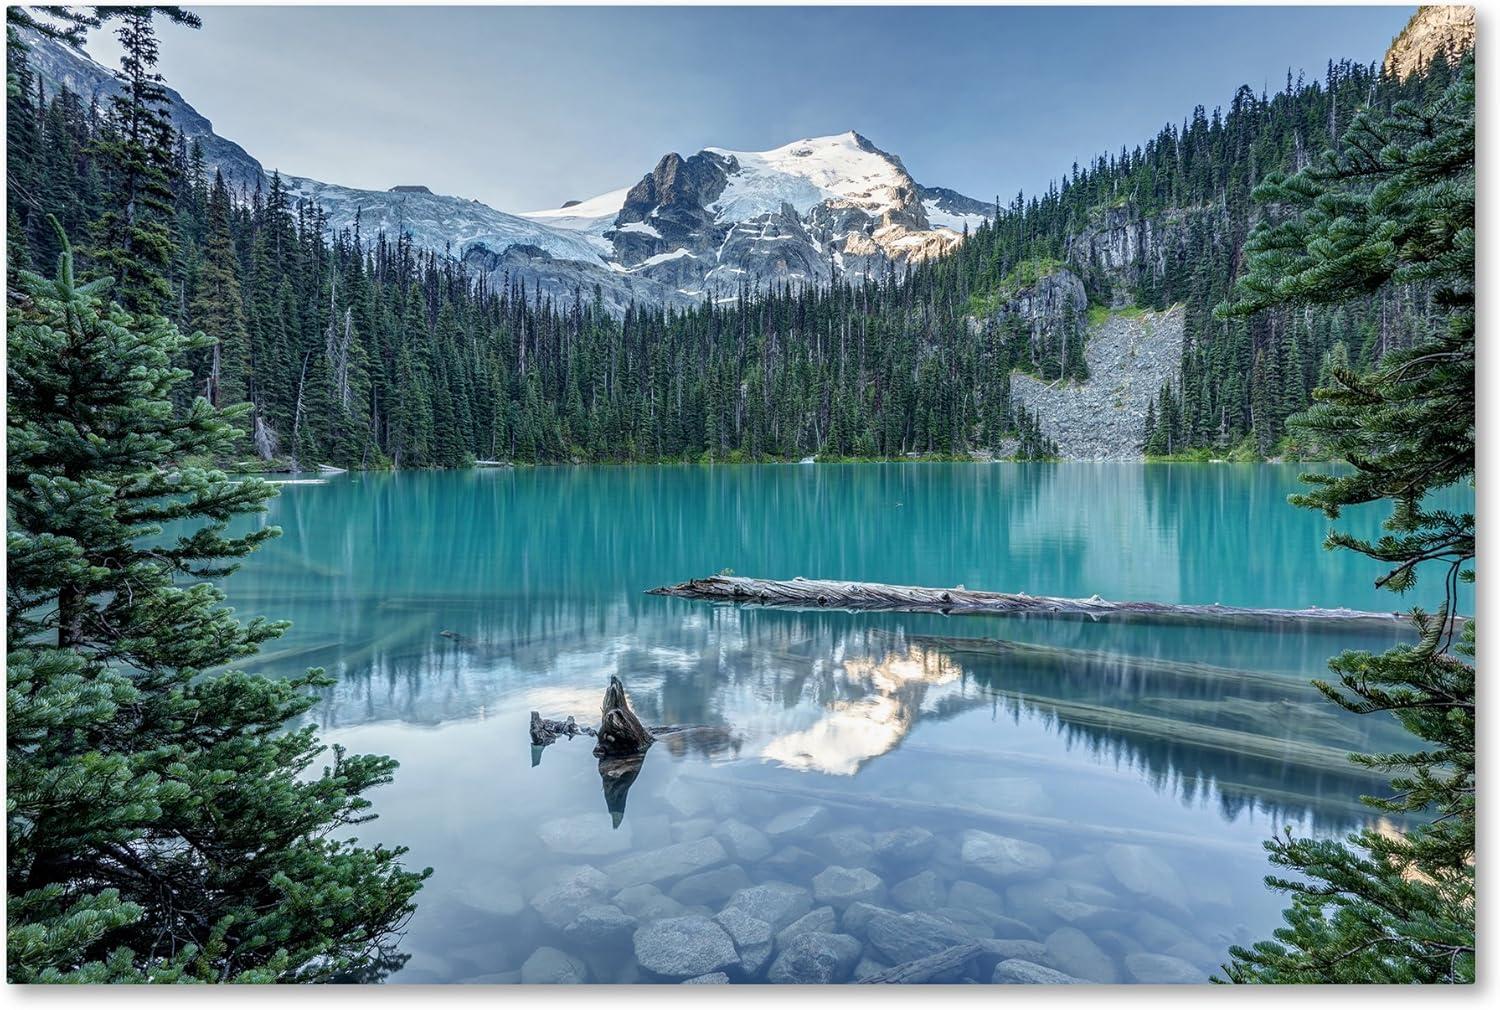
[222, 463, 1471, 984]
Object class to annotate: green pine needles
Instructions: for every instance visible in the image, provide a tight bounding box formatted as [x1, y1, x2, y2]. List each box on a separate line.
[1217, 60, 1474, 984]
[6, 229, 429, 982]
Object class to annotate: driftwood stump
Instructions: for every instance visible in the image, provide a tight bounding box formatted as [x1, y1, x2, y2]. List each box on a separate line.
[529, 712, 589, 746]
[529, 677, 735, 824]
[593, 675, 655, 758]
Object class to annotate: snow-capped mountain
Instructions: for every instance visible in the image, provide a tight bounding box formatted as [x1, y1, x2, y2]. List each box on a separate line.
[22, 31, 991, 311]
[521, 132, 991, 299]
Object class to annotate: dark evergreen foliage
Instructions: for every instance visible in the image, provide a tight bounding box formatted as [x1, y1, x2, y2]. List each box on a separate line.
[6, 228, 430, 982]
[1217, 62, 1473, 985]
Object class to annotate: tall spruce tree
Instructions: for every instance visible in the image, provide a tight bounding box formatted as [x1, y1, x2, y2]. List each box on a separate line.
[6, 229, 429, 982]
[1217, 60, 1474, 984]
[88, 8, 186, 317]
[189, 170, 251, 411]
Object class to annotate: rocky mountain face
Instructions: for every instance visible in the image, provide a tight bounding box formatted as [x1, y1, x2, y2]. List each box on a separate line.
[977, 206, 1215, 458]
[25, 33, 989, 312]
[524, 132, 989, 300]
[1011, 301, 1185, 460]
[1383, 5, 1476, 82]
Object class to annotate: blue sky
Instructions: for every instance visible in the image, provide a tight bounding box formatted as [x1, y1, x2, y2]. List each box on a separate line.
[87, 5, 1416, 212]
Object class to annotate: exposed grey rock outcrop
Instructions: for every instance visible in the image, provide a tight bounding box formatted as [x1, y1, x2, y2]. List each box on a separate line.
[1010, 304, 1185, 459]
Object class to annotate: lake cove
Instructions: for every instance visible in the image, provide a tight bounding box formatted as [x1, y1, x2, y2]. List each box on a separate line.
[223, 463, 1469, 983]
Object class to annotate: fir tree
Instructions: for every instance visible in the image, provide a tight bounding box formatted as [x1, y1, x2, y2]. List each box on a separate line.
[87, 8, 195, 317]
[1218, 61, 1474, 985]
[6, 229, 429, 982]
[189, 170, 251, 411]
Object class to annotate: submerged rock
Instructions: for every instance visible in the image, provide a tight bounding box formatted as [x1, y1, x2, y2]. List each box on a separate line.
[948, 880, 1008, 923]
[537, 813, 634, 857]
[864, 910, 971, 965]
[872, 826, 937, 865]
[660, 777, 717, 818]
[766, 932, 863, 984]
[672, 818, 718, 842]
[890, 870, 946, 912]
[722, 882, 814, 930]
[776, 906, 838, 949]
[633, 915, 740, 979]
[812, 865, 886, 910]
[960, 830, 1053, 884]
[983, 939, 1049, 963]
[606, 836, 728, 889]
[839, 901, 894, 938]
[992, 958, 1087, 984]
[1044, 927, 1119, 983]
[1092, 928, 1148, 959]
[1165, 938, 1223, 969]
[459, 881, 525, 920]
[933, 906, 995, 939]
[528, 865, 611, 930]
[967, 776, 1052, 814]
[520, 946, 590, 984]
[1104, 844, 1191, 918]
[668, 864, 751, 906]
[715, 820, 773, 863]
[1131, 911, 1196, 950]
[1125, 952, 1209, 984]
[612, 883, 686, 922]
[816, 827, 876, 868]
[764, 804, 833, 842]
[561, 903, 637, 946]
[681, 972, 731, 984]
[1043, 897, 1128, 930]
[712, 905, 775, 977]
[761, 845, 822, 881]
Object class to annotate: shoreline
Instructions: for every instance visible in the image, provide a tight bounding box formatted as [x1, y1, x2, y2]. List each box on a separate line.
[240, 454, 1337, 476]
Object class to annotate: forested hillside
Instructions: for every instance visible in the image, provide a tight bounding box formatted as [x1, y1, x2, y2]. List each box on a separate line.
[4, 16, 1469, 467]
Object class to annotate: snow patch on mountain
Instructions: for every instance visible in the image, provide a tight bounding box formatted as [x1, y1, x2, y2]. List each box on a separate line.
[706, 131, 913, 221]
[518, 186, 631, 254]
[282, 177, 610, 264]
[922, 198, 986, 234]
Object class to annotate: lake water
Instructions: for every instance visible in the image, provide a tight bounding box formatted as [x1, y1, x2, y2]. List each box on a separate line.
[223, 463, 1469, 984]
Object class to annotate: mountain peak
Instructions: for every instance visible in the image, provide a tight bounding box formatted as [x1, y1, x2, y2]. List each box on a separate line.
[1384, 5, 1474, 81]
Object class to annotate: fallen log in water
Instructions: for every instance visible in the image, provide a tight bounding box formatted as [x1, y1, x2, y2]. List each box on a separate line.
[648, 575, 1429, 627]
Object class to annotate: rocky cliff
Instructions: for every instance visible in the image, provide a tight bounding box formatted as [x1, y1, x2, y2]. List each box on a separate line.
[1384, 6, 1476, 82]
[1011, 302, 1186, 460]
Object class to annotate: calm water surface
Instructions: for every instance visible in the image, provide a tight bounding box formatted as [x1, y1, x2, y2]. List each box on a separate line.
[223, 463, 1470, 984]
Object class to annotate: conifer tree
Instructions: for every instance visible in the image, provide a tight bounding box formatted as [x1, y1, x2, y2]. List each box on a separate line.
[189, 170, 251, 411]
[6, 230, 428, 982]
[87, 8, 188, 316]
[1218, 61, 1474, 985]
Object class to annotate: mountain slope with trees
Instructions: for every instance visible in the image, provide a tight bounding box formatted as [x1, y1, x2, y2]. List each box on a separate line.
[5, 13, 1469, 467]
